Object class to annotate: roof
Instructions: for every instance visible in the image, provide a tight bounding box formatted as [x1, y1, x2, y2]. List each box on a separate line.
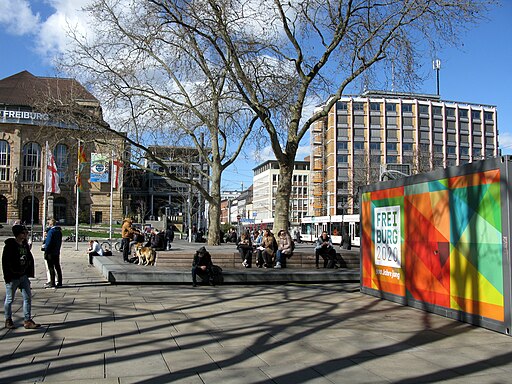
[0, 70, 98, 107]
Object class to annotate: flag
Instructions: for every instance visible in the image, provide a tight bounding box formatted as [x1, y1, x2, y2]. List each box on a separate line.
[46, 144, 60, 194]
[112, 159, 123, 189]
[77, 143, 87, 192]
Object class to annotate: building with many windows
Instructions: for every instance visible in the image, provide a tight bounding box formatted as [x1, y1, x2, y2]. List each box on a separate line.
[311, 91, 499, 217]
[0, 71, 124, 226]
[252, 160, 310, 225]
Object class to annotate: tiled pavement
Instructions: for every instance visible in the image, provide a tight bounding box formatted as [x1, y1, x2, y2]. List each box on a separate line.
[2, 239, 512, 383]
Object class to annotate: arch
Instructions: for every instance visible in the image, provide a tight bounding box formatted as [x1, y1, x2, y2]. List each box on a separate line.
[54, 197, 67, 224]
[22, 196, 40, 225]
[0, 195, 7, 222]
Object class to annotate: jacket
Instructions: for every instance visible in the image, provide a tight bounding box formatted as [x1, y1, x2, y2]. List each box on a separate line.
[192, 247, 213, 268]
[315, 235, 334, 250]
[44, 226, 63, 256]
[278, 232, 293, 255]
[2, 238, 35, 283]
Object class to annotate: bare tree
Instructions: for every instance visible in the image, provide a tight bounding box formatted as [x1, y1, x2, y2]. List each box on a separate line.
[58, 0, 258, 244]
[153, 0, 489, 231]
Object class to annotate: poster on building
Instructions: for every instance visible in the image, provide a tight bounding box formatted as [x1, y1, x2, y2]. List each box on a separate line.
[374, 205, 401, 269]
[90, 153, 109, 183]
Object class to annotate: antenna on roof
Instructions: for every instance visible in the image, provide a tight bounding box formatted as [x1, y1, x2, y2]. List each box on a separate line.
[433, 59, 441, 96]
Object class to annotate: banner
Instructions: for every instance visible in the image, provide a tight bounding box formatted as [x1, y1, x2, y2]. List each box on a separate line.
[112, 159, 123, 189]
[77, 143, 87, 192]
[45, 143, 60, 194]
[90, 153, 109, 183]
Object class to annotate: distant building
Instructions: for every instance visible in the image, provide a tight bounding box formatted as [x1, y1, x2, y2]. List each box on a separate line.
[310, 91, 499, 217]
[252, 159, 310, 225]
[0, 71, 124, 225]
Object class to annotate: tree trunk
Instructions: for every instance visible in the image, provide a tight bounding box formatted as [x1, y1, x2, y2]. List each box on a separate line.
[207, 163, 222, 246]
[274, 158, 294, 233]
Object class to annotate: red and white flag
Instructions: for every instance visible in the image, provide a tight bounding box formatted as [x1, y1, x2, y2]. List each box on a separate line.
[112, 159, 123, 189]
[46, 145, 60, 194]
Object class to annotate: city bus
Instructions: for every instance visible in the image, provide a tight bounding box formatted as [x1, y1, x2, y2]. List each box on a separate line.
[300, 215, 360, 247]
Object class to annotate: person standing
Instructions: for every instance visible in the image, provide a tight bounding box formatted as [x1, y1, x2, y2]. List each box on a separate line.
[121, 218, 135, 263]
[3, 224, 40, 329]
[43, 218, 63, 288]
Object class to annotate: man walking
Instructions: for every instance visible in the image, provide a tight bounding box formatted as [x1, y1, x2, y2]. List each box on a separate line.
[43, 218, 63, 288]
[3, 224, 40, 329]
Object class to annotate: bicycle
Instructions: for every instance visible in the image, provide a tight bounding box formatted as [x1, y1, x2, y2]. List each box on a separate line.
[102, 239, 123, 252]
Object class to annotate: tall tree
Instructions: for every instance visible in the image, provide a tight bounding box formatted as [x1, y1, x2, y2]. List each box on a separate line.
[155, 0, 490, 231]
[59, 0, 257, 244]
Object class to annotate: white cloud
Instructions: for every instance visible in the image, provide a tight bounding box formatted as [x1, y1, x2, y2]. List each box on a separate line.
[0, 0, 40, 35]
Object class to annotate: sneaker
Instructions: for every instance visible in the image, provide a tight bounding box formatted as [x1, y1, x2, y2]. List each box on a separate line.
[23, 319, 41, 329]
[43, 283, 55, 289]
[5, 318, 15, 329]
[242, 260, 248, 268]
[274, 263, 281, 269]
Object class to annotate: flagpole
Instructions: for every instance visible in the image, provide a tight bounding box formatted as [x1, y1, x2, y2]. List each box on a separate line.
[109, 150, 114, 243]
[42, 141, 49, 236]
[75, 139, 80, 251]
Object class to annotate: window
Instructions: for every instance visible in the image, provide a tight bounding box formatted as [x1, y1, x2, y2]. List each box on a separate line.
[419, 104, 429, 114]
[337, 142, 348, 151]
[370, 102, 381, 111]
[387, 155, 397, 164]
[403, 143, 413, 152]
[337, 101, 348, 110]
[386, 143, 397, 152]
[432, 106, 442, 116]
[370, 116, 381, 126]
[447, 146, 456, 155]
[471, 110, 481, 120]
[354, 141, 365, 150]
[459, 109, 468, 118]
[54, 144, 69, 183]
[403, 130, 414, 140]
[433, 144, 443, 153]
[337, 155, 348, 163]
[460, 147, 469, 156]
[386, 116, 397, 126]
[370, 142, 380, 150]
[446, 120, 455, 130]
[420, 118, 430, 128]
[445, 108, 455, 117]
[22, 142, 41, 182]
[354, 128, 365, 137]
[354, 115, 365, 125]
[402, 104, 413, 113]
[387, 130, 398, 139]
[484, 112, 494, 121]
[386, 103, 397, 112]
[402, 117, 413, 127]
[0, 140, 10, 181]
[352, 102, 364, 111]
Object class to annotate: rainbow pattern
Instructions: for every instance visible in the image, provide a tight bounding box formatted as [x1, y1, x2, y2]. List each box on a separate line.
[362, 169, 504, 321]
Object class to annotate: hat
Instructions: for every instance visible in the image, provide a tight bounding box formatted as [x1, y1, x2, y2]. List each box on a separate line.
[12, 225, 27, 237]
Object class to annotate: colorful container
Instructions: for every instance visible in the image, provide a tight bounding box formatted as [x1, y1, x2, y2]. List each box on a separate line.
[360, 157, 512, 334]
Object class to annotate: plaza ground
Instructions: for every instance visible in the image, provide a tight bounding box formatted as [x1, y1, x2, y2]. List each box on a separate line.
[1, 238, 512, 383]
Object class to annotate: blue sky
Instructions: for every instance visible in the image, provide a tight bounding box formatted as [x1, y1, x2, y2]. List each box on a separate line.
[1, 1, 511, 191]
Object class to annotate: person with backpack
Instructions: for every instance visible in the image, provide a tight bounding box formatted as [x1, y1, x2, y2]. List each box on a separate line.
[315, 231, 337, 268]
[274, 229, 293, 269]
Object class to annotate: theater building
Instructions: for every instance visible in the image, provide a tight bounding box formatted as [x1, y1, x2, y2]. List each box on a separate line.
[0, 71, 124, 227]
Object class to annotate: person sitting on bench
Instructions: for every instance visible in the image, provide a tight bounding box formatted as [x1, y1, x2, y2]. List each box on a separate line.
[315, 231, 337, 269]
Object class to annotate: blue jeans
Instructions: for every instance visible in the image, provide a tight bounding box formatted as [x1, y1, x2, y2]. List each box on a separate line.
[4, 275, 32, 321]
[276, 250, 287, 267]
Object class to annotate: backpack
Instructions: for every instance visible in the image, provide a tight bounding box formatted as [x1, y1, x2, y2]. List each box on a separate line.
[211, 264, 224, 285]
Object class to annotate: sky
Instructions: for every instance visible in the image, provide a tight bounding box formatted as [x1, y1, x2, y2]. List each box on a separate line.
[1, 0, 511, 191]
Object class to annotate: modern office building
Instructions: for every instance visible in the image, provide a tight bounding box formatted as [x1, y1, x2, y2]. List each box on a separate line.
[0, 71, 124, 226]
[310, 90, 499, 217]
[252, 159, 310, 225]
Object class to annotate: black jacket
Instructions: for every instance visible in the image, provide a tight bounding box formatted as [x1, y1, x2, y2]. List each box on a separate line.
[2, 238, 35, 283]
[192, 248, 213, 268]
